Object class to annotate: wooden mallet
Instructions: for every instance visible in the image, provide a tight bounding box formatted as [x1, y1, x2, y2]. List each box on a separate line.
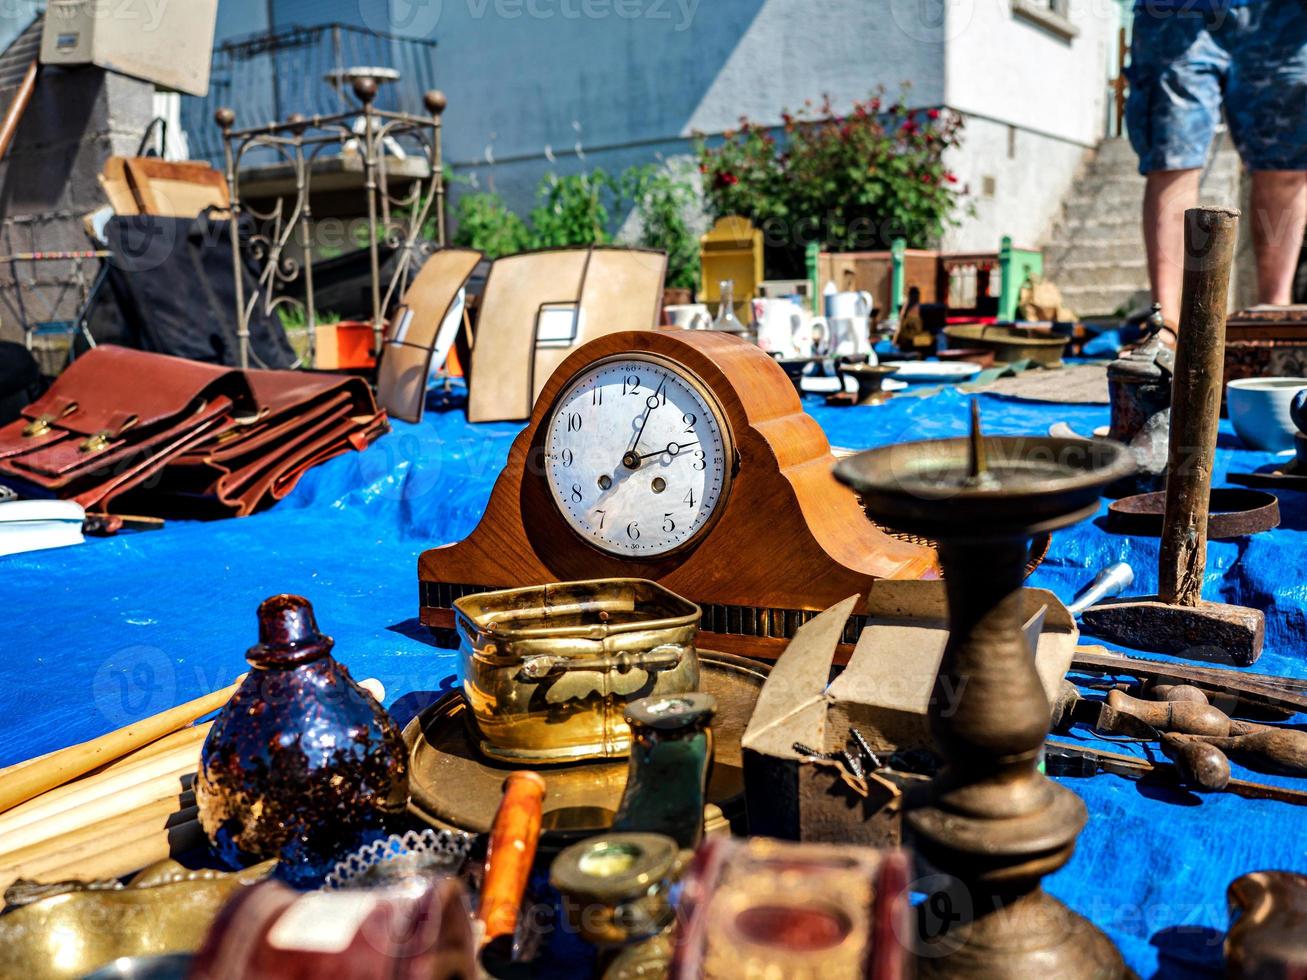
[1082, 206, 1264, 665]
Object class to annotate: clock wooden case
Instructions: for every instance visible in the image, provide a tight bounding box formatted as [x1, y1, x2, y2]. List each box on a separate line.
[419, 329, 936, 660]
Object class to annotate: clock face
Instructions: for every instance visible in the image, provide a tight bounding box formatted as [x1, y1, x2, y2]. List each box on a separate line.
[544, 354, 734, 558]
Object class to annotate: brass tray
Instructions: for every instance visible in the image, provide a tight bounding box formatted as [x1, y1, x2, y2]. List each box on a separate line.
[403, 651, 769, 846]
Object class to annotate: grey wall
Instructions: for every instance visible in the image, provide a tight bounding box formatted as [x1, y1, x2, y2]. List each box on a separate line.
[0, 16, 156, 347]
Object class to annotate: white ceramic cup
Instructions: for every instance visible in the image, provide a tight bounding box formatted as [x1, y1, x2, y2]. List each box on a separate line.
[1226, 377, 1307, 452]
[827, 316, 872, 357]
[825, 290, 874, 320]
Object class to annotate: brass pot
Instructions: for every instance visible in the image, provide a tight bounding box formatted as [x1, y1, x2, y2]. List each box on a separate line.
[455, 579, 701, 763]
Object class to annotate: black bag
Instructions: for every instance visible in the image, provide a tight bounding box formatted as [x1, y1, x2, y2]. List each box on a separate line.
[78, 213, 296, 369]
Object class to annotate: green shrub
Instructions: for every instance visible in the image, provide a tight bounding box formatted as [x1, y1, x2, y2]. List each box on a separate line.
[451, 167, 701, 289]
[696, 88, 969, 275]
[623, 164, 701, 290]
[451, 190, 532, 258]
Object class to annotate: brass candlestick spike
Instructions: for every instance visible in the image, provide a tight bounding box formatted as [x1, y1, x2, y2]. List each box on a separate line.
[835, 408, 1135, 979]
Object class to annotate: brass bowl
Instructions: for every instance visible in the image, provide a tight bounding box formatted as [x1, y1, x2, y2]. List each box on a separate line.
[455, 579, 701, 763]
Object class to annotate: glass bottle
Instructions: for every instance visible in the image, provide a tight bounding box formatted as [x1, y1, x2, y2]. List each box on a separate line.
[711, 280, 747, 335]
[611, 693, 716, 849]
[196, 594, 408, 880]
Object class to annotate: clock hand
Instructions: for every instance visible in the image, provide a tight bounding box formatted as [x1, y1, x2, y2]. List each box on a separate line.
[638, 441, 699, 460]
[626, 376, 667, 456]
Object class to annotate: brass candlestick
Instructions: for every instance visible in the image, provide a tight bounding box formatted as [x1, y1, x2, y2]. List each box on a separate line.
[834, 403, 1134, 979]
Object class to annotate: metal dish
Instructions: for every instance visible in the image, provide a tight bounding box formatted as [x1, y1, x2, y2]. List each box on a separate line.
[1106, 488, 1280, 538]
[0, 860, 271, 980]
[943, 323, 1070, 367]
[403, 650, 768, 849]
[882, 360, 983, 382]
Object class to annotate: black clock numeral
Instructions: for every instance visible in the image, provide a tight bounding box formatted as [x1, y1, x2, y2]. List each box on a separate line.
[592, 386, 603, 406]
[662, 513, 676, 533]
[692, 449, 706, 471]
[560, 448, 574, 467]
[683, 488, 696, 508]
[566, 412, 582, 433]
[683, 412, 696, 433]
[626, 521, 640, 540]
[595, 509, 606, 529]
[570, 483, 582, 503]
[623, 374, 641, 396]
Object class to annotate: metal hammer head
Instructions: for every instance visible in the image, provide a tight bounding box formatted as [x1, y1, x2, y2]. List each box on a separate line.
[1079, 597, 1264, 667]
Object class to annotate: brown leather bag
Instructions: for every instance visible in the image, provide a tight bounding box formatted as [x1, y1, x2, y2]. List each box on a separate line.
[0, 346, 387, 518]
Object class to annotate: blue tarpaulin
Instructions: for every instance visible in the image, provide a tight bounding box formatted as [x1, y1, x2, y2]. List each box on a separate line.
[2, 379, 1304, 977]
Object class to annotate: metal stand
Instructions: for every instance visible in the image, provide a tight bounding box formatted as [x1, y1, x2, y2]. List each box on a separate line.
[216, 77, 446, 369]
[835, 405, 1133, 979]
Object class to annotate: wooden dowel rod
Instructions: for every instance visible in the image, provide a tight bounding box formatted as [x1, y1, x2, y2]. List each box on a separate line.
[16, 817, 205, 889]
[0, 763, 195, 854]
[0, 746, 58, 780]
[0, 792, 196, 872]
[1, 725, 209, 829]
[1160, 206, 1240, 607]
[0, 60, 37, 164]
[0, 677, 241, 816]
[102, 722, 213, 770]
[0, 804, 198, 890]
[0, 733, 202, 837]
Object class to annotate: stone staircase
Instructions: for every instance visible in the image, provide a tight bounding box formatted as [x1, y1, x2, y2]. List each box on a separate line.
[1043, 135, 1243, 317]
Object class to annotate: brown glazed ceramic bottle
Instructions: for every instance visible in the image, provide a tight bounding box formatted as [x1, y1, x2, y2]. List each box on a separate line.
[196, 595, 408, 874]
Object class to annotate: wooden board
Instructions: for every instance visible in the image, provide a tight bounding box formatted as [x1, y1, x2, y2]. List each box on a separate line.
[421, 329, 936, 659]
[124, 158, 228, 217]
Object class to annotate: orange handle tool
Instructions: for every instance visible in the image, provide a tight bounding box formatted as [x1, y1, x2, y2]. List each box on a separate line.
[479, 770, 546, 947]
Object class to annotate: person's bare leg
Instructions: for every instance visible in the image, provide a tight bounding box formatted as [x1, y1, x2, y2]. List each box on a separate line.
[1249, 170, 1307, 305]
[1143, 168, 1201, 325]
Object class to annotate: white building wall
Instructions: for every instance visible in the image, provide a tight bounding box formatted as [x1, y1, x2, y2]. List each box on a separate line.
[943, 117, 1092, 250]
[940, 0, 1117, 249]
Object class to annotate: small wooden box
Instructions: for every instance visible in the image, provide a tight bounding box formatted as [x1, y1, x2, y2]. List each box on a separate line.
[1224, 306, 1307, 389]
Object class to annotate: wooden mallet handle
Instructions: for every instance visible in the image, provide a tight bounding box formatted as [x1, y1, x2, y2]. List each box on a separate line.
[1160, 206, 1239, 607]
[479, 770, 546, 948]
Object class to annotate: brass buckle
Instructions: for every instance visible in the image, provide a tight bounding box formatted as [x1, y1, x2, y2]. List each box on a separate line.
[21, 402, 78, 438]
[79, 415, 138, 454]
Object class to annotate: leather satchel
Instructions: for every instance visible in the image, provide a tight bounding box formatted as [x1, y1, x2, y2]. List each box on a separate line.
[0, 346, 387, 519]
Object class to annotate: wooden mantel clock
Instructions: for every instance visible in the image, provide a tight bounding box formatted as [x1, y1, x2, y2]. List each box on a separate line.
[419, 329, 936, 660]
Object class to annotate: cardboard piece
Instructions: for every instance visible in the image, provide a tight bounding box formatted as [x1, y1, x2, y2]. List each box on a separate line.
[98, 157, 139, 216]
[741, 581, 1077, 845]
[124, 159, 228, 217]
[466, 246, 666, 423]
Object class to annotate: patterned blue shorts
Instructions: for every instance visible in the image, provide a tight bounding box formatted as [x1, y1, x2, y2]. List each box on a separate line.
[1127, 0, 1307, 173]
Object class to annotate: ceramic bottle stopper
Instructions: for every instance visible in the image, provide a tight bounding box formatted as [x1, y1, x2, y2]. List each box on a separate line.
[196, 595, 408, 871]
[612, 693, 716, 849]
